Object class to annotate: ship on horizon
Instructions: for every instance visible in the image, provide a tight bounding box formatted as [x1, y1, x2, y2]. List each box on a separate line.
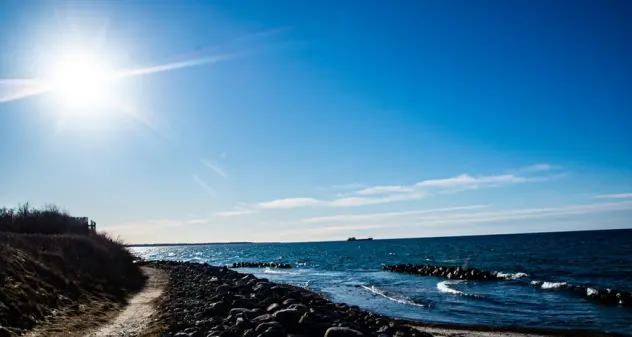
[347, 237, 373, 241]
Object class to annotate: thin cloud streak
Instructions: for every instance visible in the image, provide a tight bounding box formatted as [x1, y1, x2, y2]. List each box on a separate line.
[416, 174, 527, 188]
[327, 193, 425, 207]
[116, 52, 242, 79]
[221, 165, 563, 215]
[356, 185, 414, 195]
[0, 52, 240, 104]
[192, 174, 215, 195]
[595, 193, 632, 199]
[200, 159, 227, 177]
[255, 192, 425, 209]
[519, 163, 559, 172]
[315, 183, 364, 191]
[302, 205, 490, 223]
[216, 210, 256, 217]
[289, 201, 632, 235]
[259, 197, 320, 209]
[0, 79, 51, 103]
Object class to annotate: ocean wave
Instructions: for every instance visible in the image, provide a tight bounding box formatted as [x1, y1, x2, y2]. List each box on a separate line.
[531, 280, 568, 289]
[263, 268, 301, 275]
[437, 280, 466, 296]
[495, 271, 529, 280]
[530, 279, 632, 306]
[436, 280, 480, 297]
[360, 285, 426, 307]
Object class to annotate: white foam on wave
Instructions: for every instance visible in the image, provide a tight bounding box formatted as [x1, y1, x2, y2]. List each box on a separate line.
[263, 268, 301, 275]
[586, 287, 599, 296]
[437, 280, 466, 296]
[436, 280, 482, 298]
[531, 280, 567, 289]
[360, 285, 426, 307]
[496, 272, 529, 280]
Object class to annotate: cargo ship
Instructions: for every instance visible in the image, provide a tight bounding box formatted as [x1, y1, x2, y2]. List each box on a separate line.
[347, 237, 373, 241]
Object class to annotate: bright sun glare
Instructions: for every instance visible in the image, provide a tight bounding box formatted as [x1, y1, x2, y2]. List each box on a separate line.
[48, 52, 115, 109]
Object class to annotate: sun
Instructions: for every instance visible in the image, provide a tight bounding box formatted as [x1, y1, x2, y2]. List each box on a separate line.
[48, 51, 115, 110]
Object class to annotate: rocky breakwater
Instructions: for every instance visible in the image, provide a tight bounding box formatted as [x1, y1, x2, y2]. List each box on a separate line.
[383, 264, 500, 281]
[143, 261, 432, 337]
[531, 281, 632, 306]
[232, 262, 292, 269]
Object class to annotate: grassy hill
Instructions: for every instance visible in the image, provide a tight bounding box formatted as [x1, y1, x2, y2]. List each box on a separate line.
[0, 204, 145, 335]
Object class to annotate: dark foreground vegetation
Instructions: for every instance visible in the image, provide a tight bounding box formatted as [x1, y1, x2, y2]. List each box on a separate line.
[0, 204, 145, 335]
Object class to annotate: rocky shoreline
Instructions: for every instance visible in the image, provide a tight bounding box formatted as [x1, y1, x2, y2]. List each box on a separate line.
[142, 260, 431, 337]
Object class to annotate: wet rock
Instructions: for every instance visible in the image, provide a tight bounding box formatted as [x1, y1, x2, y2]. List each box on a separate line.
[266, 303, 282, 312]
[383, 264, 499, 281]
[273, 308, 303, 327]
[255, 321, 282, 334]
[0, 327, 12, 337]
[325, 327, 365, 337]
[174, 332, 193, 337]
[148, 261, 435, 337]
[283, 298, 300, 306]
[252, 314, 274, 323]
[230, 308, 255, 317]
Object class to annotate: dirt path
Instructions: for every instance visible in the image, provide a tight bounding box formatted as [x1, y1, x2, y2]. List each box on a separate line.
[26, 267, 167, 337]
[84, 267, 167, 337]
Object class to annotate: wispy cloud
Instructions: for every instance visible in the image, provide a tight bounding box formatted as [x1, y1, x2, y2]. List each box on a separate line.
[302, 205, 489, 223]
[220, 165, 563, 214]
[594, 193, 632, 199]
[255, 192, 425, 209]
[216, 210, 256, 217]
[356, 185, 413, 195]
[519, 163, 559, 172]
[258, 197, 321, 209]
[105, 217, 208, 236]
[286, 201, 632, 235]
[192, 174, 215, 195]
[416, 174, 527, 188]
[316, 183, 364, 191]
[327, 192, 425, 207]
[200, 159, 227, 177]
[0, 79, 51, 103]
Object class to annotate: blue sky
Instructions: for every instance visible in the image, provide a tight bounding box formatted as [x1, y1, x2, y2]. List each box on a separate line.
[0, 0, 631, 243]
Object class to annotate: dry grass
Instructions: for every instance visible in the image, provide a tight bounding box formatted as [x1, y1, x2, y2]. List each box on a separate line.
[0, 204, 146, 335]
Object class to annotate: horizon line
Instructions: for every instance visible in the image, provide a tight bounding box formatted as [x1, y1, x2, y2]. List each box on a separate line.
[124, 227, 630, 247]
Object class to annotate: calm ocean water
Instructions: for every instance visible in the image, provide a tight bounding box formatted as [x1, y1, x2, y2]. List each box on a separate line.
[132, 229, 632, 335]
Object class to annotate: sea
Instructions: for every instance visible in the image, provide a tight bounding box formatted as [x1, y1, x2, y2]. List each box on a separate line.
[131, 229, 632, 335]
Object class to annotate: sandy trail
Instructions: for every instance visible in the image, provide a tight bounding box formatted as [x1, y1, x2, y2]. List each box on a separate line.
[84, 267, 167, 337]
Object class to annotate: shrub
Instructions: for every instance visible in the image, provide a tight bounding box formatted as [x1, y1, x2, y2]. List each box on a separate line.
[0, 203, 92, 235]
